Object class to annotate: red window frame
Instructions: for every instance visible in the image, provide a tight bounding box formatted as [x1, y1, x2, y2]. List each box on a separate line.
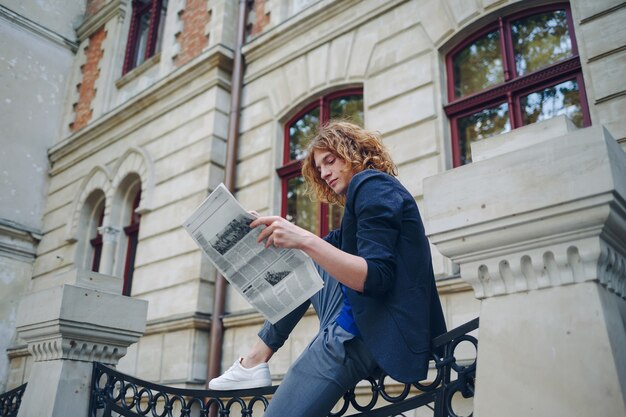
[122, 0, 165, 74]
[122, 190, 141, 296]
[444, 3, 591, 167]
[276, 88, 363, 237]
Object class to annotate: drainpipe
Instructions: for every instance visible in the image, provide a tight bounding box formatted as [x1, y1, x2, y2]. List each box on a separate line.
[207, 0, 249, 386]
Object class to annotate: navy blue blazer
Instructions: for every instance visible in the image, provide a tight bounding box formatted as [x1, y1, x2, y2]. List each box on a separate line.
[326, 169, 446, 383]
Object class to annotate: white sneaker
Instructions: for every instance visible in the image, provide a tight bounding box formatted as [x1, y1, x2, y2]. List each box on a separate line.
[209, 358, 272, 390]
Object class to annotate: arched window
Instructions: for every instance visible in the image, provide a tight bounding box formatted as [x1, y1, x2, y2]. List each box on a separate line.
[444, 4, 590, 166]
[277, 89, 363, 237]
[122, 189, 141, 296]
[82, 191, 106, 272]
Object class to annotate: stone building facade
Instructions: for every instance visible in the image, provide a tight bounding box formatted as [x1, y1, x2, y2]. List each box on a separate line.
[1, 0, 624, 412]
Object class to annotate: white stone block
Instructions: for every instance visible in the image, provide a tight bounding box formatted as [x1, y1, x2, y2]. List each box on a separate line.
[424, 126, 624, 240]
[366, 85, 436, 135]
[570, 0, 624, 22]
[447, 0, 480, 26]
[153, 140, 213, 184]
[471, 115, 578, 162]
[135, 228, 198, 268]
[151, 165, 211, 209]
[595, 94, 626, 142]
[367, 53, 433, 107]
[415, 0, 455, 45]
[240, 98, 274, 133]
[383, 119, 439, 166]
[587, 49, 626, 101]
[473, 282, 626, 417]
[238, 122, 274, 161]
[307, 43, 330, 91]
[161, 329, 192, 381]
[236, 180, 272, 214]
[131, 251, 205, 295]
[139, 193, 206, 239]
[328, 32, 353, 82]
[283, 55, 310, 103]
[578, 6, 626, 60]
[136, 333, 163, 381]
[235, 151, 272, 189]
[367, 25, 431, 76]
[397, 154, 440, 198]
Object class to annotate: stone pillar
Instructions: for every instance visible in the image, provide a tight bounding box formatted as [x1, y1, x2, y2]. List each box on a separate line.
[98, 225, 121, 275]
[423, 117, 626, 417]
[15, 269, 148, 417]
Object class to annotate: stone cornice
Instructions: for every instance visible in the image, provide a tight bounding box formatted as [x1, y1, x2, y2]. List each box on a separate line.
[18, 319, 144, 363]
[0, 218, 42, 261]
[0, 4, 78, 52]
[48, 45, 234, 175]
[144, 312, 211, 335]
[241, 0, 408, 83]
[16, 284, 148, 365]
[222, 307, 316, 329]
[424, 125, 626, 300]
[76, 0, 127, 42]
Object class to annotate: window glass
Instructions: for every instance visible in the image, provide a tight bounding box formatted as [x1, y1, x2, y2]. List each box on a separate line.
[134, 11, 151, 67]
[330, 95, 364, 126]
[282, 91, 363, 236]
[453, 30, 504, 97]
[521, 79, 583, 127]
[445, 6, 589, 167]
[328, 205, 343, 231]
[457, 103, 511, 165]
[512, 10, 572, 76]
[289, 107, 320, 161]
[286, 176, 318, 234]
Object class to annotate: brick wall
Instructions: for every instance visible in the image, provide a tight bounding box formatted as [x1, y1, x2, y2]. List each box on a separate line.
[174, 0, 211, 67]
[70, 27, 106, 132]
[249, 0, 270, 37]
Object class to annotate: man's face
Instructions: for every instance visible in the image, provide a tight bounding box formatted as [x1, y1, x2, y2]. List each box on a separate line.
[313, 150, 354, 196]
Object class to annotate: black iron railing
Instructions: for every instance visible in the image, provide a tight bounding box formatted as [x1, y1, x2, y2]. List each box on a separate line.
[89, 318, 478, 417]
[0, 383, 26, 417]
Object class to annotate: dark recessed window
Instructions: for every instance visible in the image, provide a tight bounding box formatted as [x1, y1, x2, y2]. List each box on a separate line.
[277, 90, 363, 237]
[445, 4, 590, 166]
[122, 190, 141, 296]
[123, 0, 168, 74]
[90, 204, 105, 272]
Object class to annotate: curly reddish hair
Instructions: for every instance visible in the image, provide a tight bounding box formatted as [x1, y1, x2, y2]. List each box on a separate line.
[301, 121, 397, 205]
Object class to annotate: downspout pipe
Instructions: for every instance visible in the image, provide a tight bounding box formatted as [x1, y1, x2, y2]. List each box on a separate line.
[207, 0, 249, 385]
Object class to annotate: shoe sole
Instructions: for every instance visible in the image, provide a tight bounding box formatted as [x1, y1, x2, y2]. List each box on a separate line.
[209, 379, 272, 391]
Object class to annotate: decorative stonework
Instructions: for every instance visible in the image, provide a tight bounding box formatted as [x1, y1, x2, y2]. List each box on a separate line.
[110, 146, 155, 214]
[27, 338, 126, 365]
[461, 238, 621, 299]
[424, 122, 626, 301]
[16, 283, 148, 366]
[598, 240, 626, 298]
[66, 166, 112, 243]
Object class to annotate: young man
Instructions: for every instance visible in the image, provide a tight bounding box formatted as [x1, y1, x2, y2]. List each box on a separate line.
[210, 121, 446, 417]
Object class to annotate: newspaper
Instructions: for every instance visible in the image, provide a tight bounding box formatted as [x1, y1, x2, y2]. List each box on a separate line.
[183, 184, 324, 324]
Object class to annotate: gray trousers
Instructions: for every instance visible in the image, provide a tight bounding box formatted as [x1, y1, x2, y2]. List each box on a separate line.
[258, 265, 377, 417]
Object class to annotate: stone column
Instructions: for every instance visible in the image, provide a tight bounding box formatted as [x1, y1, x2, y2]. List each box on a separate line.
[423, 117, 626, 417]
[98, 225, 121, 275]
[15, 268, 148, 417]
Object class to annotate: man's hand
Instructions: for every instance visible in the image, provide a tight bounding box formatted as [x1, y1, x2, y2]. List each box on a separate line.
[250, 216, 315, 250]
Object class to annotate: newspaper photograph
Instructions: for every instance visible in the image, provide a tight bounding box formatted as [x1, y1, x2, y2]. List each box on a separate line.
[183, 184, 324, 324]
